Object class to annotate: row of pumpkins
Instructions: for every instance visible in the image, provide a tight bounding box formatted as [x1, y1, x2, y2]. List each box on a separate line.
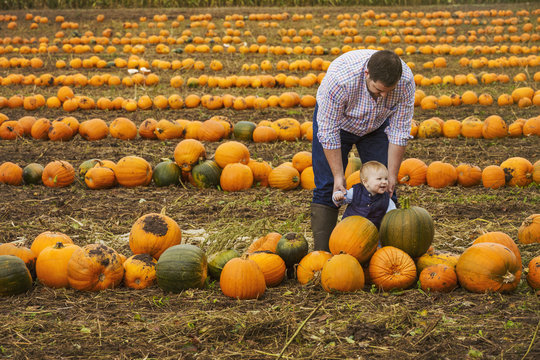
[0, 112, 313, 142]
[0, 145, 537, 191]
[1, 206, 539, 298]
[2, 111, 539, 144]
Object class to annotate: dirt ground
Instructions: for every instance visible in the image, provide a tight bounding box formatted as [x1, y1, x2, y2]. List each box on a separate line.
[0, 4, 539, 360]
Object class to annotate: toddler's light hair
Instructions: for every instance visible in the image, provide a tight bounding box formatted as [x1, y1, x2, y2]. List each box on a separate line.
[360, 161, 388, 182]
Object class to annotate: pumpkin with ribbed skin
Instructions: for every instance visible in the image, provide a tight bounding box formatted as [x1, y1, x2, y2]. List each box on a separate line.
[67, 244, 124, 291]
[518, 214, 539, 244]
[156, 244, 207, 293]
[214, 141, 250, 168]
[482, 115, 508, 139]
[0, 255, 33, 296]
[419, 264, 458, 293]
[398, 158, 427, 186]
[300, 166, 315, 190]
[198, 119, 225, 142]
[220, 163, 253, 191]
[276, 232, 309, 269]
[248, 251, 286, 287]
[482, 165, 506, 189]
[42, 160, 75, 188]
[129, 213, 182, 260]
[247, 159, 272, 187]
[252, 126, 278, 143]
[415, 250, 459, 274]
[109, 117, 138, 140]
[329, 215, 378, 264]
[190, 160, 222, 188]
[271, 118, 301, 141]
[456, 242, 521, 293]
[220, 256, 266, 299]
[0, 243, 36, 279]
[174, 139, 206, 172]
[268, 164, 300, 190]
[22, 163, 44, 185]
[36, 242, 80, 288]
[233, 121, 257, 141]
[85, 166, 116, 189]
[527, 256, 540, 290]
[321, 253, 364, 293]
[79, 118, 109, 141]
[207, 249, 240, 280]
[291, 151, 312, 173]
[500, 157, 533, 187]
[296, 251, 333, 285]
[380, 198, 434, 258]
[78, 159, 100, 180]
[369, 246, 417, 291]
[115, 156, 152, 187]
[456, 163, 482, 187]
[426, 161, 457, 188]
[246, 232, 282, 254]
[153, 160, 181, 187]
[0, 162, 23, 185]
[473, 231, 522, 267]
[31, 231, 74, 258]
[123, 254, 157, 290]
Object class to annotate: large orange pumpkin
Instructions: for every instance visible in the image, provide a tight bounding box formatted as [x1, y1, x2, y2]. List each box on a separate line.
[129, 213, 182, 259]
[42, 160, 75, 187]
[114, 156, 152, 187]
[329, 215, 378, 264]
[67, 244, 124, 291]
[368, 246, 417, 291]
[500, 157, 533, 187]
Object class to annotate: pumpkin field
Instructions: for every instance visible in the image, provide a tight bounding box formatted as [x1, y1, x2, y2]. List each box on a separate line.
[0, 2, 539, 359]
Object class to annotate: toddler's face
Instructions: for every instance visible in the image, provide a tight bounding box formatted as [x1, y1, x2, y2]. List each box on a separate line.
[363, 169, 389, 194]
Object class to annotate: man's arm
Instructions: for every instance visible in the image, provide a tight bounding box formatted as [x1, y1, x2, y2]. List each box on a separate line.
[387, 143, 406, 196]
[323, 148, 347, 195]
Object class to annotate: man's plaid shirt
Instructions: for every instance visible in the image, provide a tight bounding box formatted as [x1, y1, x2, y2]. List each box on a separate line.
[315, 49, 415, 150]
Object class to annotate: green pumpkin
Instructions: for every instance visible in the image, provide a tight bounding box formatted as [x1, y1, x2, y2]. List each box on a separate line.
[207, 249, 240, 280]
[22, 163, 44, 185]
[153, 160, 181, 187]
[78, 159, 100, 180]
[233, 121, 257, 141]
[276, 232, 309, 268]
[0, 255, 33, 296]
[156, 244, 207, 293]
[379, 198, 434, 258]
[191, 160, 222, 188]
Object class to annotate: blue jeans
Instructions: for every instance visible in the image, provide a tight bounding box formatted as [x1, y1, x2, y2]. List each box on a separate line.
[312, 103, 393, 208]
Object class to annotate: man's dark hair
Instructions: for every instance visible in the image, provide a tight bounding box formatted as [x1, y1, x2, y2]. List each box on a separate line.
[367, 50, 403, 87]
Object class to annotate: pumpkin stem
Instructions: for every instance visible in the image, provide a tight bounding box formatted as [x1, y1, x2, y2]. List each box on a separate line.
[53, 242, 65, 249]
[399, 175, 410, 183]
[502, 270, 516, 284]
[399, 197, 410, 209]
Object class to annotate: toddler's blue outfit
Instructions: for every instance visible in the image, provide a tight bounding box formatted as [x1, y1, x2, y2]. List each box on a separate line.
[333, 183, 396, 229]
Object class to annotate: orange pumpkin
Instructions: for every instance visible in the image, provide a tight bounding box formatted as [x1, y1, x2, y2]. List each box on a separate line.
[271, 118, 301, 141]
[0, 242, 37, 277]
[329, 215, 379, 264]
[473, 231, 522, 267]
[114, 156, 152, 187]
[42, 160, 75, 187]
[198, 119, 225, 142]
[482, 115, 508, 139]
[220, 257, 266, 299]
[296, 251, 333, 285]
[79, 118, 109, 140]
[268, 164, 300, 190]
[456, 163, 482, 187]
[321, 253, 364, 293]
[139, 118, 158, 139]
[419, 264, 458, 292]
[500, 157, 533, 187]
[174, 139, 206, 171]
[398, 158, 427, 186]
[30, 118, 51, 140]
[123, 254, 157, 289]
[456, 242, 521, 293]
[36, 242, 81, 288]
[368, 246, 417, 291]
[518, 214, 539, 244]
[426, 161, 457, 188]
[31, 231, 74, 258]
[291, 151, 312, 173]
[526, 256, 540, 290]
[246, 232, 282, 254]
[248, 251, 286, 287]
[129, 213, 182, 259]
[220, 163, 253, 191]
[247, 159, 273, 187]
[109, 117, 138, 140]
[84, 166, 116, 189]
[482, 165, 506, 189]
[67, 244, 124, 291]
[0, 162, 23, 185]
[214, 141, 250, 168]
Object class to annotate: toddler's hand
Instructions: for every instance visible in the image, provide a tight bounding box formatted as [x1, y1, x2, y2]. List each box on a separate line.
[332, 190, 348, 207]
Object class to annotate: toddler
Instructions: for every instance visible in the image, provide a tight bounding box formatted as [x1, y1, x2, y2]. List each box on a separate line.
[332, 161, 396, 229]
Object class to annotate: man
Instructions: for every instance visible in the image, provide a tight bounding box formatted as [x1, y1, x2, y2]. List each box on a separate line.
[311, 49, 415, 251]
